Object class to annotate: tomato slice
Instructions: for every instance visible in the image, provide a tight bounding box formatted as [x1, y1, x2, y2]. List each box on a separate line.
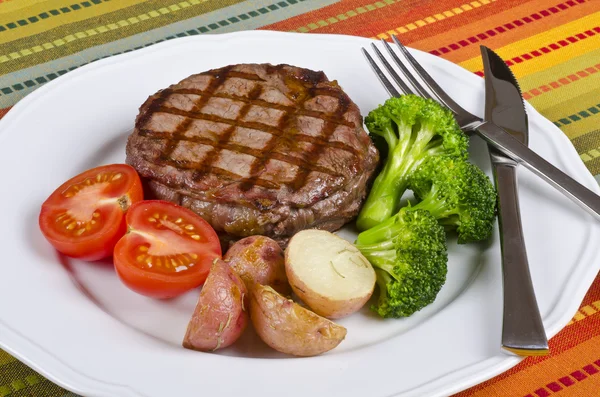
[114, 200, 222, 299]
[39, 164, 143, 261]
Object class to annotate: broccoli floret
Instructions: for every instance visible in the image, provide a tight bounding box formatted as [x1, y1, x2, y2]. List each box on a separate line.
[409, 156, 497, 244]
[355, 208, 448, 318]
[356, 95, 469, 231]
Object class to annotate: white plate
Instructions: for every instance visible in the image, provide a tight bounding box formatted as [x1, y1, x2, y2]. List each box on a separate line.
[0, 31, 599, 397]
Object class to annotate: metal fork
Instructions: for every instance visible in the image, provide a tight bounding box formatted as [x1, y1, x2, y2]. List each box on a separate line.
[361, 36, 548, 356]
[362, 36, 600, 222]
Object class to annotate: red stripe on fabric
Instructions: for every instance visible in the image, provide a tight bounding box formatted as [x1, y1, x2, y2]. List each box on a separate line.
[431, 1, 586, 57]
[571, 370, 587, 381]
[546, 382, 562, 392]
[559, 376, 575, 386]
[471, 28, 598, 74]
[534, 388, 550, 397]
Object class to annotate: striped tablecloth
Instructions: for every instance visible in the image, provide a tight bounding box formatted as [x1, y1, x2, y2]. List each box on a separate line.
[1, 1, 599, 396]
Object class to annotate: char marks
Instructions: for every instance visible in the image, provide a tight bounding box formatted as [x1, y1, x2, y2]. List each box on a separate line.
[138, 64, 358, 193]
[126, 63, 380, 244]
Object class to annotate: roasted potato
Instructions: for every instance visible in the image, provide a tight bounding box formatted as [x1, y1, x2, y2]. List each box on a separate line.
[250, 283, 347, 356]
[182, 259, 248, 352]
[224, 235, 290, 295]
[285, 229, 376, 319]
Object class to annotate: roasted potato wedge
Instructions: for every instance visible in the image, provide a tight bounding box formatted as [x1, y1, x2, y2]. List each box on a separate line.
[224, 235, 290, 295]
[285, 229, 376, 319]
[183, 259, 248, 352]
[250, 283, 347, 356]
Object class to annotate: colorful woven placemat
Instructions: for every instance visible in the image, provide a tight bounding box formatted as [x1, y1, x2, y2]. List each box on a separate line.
[1, 1, 599, 396]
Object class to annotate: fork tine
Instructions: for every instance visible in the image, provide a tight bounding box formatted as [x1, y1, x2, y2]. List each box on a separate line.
[391, 35, 465, 113]
[361, 48, 400, 98]
[370, 43, 413, 95]
[380, 39, 431, 99]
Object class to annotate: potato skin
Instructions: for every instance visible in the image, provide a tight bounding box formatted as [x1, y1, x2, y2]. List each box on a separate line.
[224, 236, 290, 295]
[250, 283, 347, 357]
[182, 259, 248, 352]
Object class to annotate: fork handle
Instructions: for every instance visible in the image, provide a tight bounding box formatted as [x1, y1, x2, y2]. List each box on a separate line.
[491, 153, 549, 356]
[475, 122, 600, 220]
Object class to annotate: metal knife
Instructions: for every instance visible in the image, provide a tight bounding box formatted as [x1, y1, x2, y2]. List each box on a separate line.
[481, 46, 549, 356]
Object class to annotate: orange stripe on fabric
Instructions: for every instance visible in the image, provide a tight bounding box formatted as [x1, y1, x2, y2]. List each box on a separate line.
[262, 0, 529, 40]
[0, 107, 12, 119]
[409, 0, 594, 64]
[580, 273, 600, 308]
[317, 0, 536, 43]
[522, 62, 600, 100]
[455, 334, 600, 396]
[455, 273, 600, 396]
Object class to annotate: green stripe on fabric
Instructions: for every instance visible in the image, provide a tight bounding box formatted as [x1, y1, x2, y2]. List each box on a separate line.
[0, 0, 337, 107]
[0, 0, 109, 33]
[572, 128, 600, 167]
[0, 351, 16, 367]
[0, 361, 60, 396]
[553, 103, 600, 127]
[0, 0, 246, 75]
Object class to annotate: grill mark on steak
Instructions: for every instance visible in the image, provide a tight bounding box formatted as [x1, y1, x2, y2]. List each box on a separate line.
[290, 90, 351, 191]
[204, 70, 266, 81]
[238, 81, 313, 192]
[139, 129, 342, 179]
[139, 127, 359, 156]
[159, 65, 234, 165]
[189, 83, 265, 183]
[169, 88, 355, 128]
[141, 71, 357, 193]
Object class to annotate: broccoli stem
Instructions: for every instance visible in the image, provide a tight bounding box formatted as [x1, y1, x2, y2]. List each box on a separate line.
[357, 123, 438, 231]
[355, 213, 402, 245]
[411, 185, 457, 220]
[357, 123, 412, 231]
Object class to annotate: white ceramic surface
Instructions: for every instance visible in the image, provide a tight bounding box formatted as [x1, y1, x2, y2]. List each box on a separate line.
[0, 31, 599, 397]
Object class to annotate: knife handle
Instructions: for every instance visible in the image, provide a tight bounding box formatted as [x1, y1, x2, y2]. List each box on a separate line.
[476, 122, 600, 221]
[492, 157, 549, 356]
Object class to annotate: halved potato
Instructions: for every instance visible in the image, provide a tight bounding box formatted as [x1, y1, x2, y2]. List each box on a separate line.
[182, 259, 248, 352]
[250, 283, 347, 356]
[285, 229, 376, 319]
[224, 235, 290, 295]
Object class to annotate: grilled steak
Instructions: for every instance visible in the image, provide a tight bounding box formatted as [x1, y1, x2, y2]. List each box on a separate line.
[126, 63, 379, 248]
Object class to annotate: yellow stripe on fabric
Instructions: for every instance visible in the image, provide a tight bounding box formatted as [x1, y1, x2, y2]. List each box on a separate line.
[519, 47, 600, 93]
[521, 56, 600, 121]
[0, 350, 16, 366]
[372, 0, 496, 40]
[566, 300, 600, 325]
[0, 0, 150, 44]
[0, 0, 49, 15]
[459, 12, 600, 78]
[542, 90, 600, 140]
[0, 0, 211, 65]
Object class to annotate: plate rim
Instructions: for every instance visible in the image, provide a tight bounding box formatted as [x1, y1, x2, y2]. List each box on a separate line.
[1, 30, 599, 397]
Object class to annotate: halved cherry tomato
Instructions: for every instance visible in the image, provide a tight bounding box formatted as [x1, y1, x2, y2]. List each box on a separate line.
[39, 164, 143, 261]
[113, 200, 222, 299]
